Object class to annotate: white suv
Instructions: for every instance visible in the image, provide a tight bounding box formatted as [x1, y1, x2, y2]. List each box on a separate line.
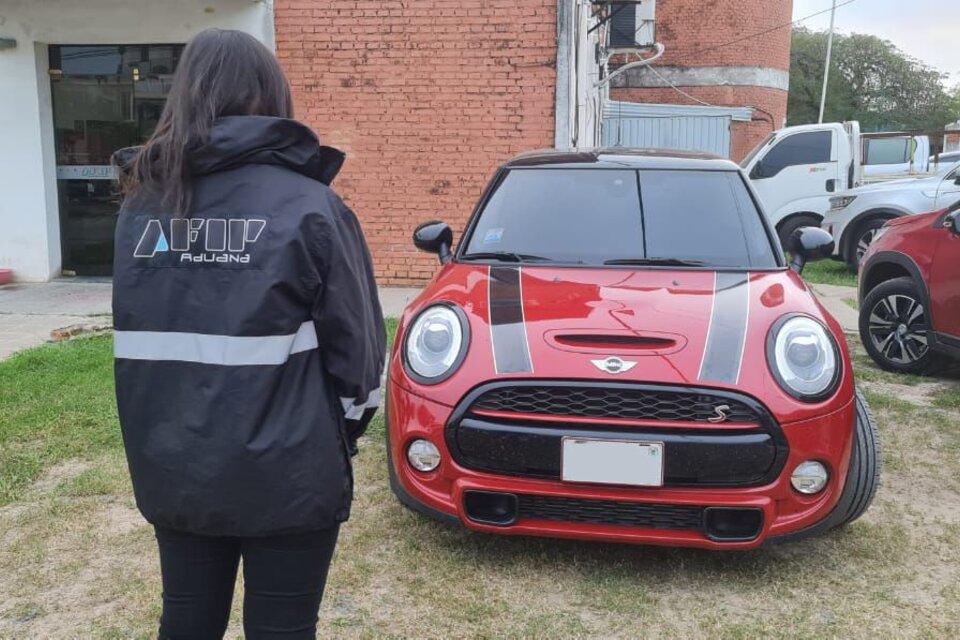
[821, 162, 960, 268]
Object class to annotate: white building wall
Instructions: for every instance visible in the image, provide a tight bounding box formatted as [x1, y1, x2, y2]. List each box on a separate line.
[0, 0, 275, 282]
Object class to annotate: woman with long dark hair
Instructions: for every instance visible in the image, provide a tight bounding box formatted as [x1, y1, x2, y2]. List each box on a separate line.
[112, 29, 385, 639]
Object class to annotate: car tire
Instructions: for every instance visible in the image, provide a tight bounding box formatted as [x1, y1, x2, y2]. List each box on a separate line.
[772, 388, 881, 544]
[777, 214, 821, 250]
[830, 389, 881, 528]
[846, 218, 887, 269]
[859, 277, 937, 375]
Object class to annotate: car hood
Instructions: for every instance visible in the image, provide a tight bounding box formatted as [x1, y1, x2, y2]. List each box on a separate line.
[845, 174, 944, 195]
[392, 265, 854, 422]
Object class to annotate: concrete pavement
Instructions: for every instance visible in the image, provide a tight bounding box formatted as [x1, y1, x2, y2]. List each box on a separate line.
[0, 281, 422, 360]
[809, 283, 859, 334]
[0, 281, 112, 360]
[0, 279, 859, 360]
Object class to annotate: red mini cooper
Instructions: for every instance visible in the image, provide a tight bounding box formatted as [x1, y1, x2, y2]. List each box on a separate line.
[386, 149, 880, 549]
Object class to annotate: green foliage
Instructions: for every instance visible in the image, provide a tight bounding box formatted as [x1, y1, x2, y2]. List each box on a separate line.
[788, 28, 960, 131]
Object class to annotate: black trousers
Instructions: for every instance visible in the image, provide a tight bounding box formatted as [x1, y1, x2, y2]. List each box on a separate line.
[154, 525, 340, 640]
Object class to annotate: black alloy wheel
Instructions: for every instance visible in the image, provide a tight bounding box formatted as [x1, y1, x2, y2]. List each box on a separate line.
[859, 277, 935, 374]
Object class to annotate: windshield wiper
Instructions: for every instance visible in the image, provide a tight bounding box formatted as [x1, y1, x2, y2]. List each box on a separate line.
[603, 257, 708, 267]
[459, 251, 555, 263]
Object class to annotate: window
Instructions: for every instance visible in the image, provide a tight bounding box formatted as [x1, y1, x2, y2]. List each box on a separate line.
[639, 170, 779, 268]
[864, 138, 911, 165]
[464, 169, 643, 265]
[462, 168, 779, 269]
[752, 131, 832, 179]
[740, 133, 775, 169]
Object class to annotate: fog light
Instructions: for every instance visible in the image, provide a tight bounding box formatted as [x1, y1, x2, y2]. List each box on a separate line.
[791, 460, 828, 494]
[407, 439, 441, 472]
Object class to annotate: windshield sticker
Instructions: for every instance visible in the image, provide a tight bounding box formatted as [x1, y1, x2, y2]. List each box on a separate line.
[483, 228, 505, 244]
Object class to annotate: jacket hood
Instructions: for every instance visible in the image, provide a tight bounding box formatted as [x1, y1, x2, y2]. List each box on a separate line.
[113, 116, 345, 186]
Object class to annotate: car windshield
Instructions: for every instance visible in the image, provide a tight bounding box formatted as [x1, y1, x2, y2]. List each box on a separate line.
[461, 168, 780, 269]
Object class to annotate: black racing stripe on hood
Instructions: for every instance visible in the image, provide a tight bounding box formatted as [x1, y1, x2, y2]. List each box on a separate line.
[699, 272, 750, 385]
[488, 266, 534, 375]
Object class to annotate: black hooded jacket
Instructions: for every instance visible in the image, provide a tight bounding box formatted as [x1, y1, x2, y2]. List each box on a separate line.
[112, 116, 386, 536]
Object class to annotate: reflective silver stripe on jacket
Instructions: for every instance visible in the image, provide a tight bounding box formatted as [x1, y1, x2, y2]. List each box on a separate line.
[114, 321, 318, 366]
[340, 388, 382, 420]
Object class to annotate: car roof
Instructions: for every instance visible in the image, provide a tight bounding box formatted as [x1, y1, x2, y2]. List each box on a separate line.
[502, 148, 741, 172]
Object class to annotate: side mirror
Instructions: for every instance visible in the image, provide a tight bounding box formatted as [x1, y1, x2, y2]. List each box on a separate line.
[954, 175, 960, 186]
[786, 227, 835, 274]
[413, 221, 453, 264]
[946, 210, 960, 235]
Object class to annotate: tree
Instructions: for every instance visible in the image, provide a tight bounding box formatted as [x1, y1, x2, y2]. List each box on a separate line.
[788, 28, 960, 131]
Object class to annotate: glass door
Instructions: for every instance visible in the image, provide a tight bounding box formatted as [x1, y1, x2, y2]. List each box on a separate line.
[50, 44, 183, 275]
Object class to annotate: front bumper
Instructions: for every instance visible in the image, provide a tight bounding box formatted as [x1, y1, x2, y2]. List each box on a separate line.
[821, 212, 853, 259]
[387, 379, 856, 550]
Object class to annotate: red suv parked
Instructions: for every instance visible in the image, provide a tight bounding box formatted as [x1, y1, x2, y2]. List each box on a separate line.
[859, 200, 960, 373]
[386, 149, 880, 550]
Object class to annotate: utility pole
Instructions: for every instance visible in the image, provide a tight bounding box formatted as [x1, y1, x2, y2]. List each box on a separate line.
[818, 0, 838, 124]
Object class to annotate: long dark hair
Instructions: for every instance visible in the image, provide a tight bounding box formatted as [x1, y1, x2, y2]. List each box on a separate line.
[126, 29, 294, 216]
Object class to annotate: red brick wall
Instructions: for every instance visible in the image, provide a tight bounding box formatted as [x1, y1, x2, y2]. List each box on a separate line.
[274, 1, 557, 286]
[611, 0, 792, 162]
[651, 0, 793, 70]
[611, 86, 785, 162]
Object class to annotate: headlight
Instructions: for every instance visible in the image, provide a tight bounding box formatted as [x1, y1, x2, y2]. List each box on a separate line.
[403, 304, 469, 384]
[828, 195, 857, 211]
[767, 315, 841, 402]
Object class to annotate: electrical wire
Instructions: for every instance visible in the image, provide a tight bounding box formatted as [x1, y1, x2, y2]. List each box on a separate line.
[615, 1, 856, 115]
[686, 0, 857, 59]
[644, 65, 713, 107]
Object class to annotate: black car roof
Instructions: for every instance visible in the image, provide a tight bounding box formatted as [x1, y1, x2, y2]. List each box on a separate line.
[502, 148, 741, 171]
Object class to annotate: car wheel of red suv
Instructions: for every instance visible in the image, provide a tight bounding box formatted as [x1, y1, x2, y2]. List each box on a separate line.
[859, 277, 936, 374]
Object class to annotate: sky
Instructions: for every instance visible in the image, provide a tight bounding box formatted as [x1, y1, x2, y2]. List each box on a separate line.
[792, 0, 960, 86]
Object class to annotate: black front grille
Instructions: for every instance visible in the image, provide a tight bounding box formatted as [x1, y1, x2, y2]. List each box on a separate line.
[518, 495, 703, 531]
[447, 382, 788, 488]
[472, 385, 758, 423]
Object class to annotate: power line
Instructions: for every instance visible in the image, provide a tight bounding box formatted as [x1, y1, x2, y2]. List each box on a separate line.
[686, 0, 857, 59]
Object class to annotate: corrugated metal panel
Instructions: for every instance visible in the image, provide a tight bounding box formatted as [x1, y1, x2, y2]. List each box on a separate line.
[602, 114, 732, 157]
[603, 101, 753, 122]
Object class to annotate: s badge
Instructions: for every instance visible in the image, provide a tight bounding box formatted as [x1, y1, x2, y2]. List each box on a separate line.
[590, 357, 638, 375]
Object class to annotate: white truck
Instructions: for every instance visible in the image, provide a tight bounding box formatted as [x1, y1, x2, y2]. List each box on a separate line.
[740, 121, 942, 247]
[821, 163, 960, 268]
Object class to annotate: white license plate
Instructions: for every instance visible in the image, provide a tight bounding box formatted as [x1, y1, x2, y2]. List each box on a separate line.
[561, 438, 664, 487]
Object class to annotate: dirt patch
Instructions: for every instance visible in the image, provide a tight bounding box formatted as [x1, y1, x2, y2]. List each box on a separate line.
[27, 459, 90, 495]
[867, 381, 955, 407]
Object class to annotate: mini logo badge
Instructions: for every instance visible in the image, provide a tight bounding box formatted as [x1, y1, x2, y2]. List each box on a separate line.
[708, 404, 731, 423]
[590, 357, 638, 375]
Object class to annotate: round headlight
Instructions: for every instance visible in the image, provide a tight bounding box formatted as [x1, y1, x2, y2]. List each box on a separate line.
[407, 439, 441, 472]
[768, 315, 840, 401]
[404, 305, 468, 383]
[791, 460, 829, 494]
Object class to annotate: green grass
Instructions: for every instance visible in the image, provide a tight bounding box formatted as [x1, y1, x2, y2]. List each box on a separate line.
[0, 320, 400, 507]
[0, 335, 119, 505]
[932, 386, 960, 410]
[801, 260, 858, 288]
[5, 326, 960, 636]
